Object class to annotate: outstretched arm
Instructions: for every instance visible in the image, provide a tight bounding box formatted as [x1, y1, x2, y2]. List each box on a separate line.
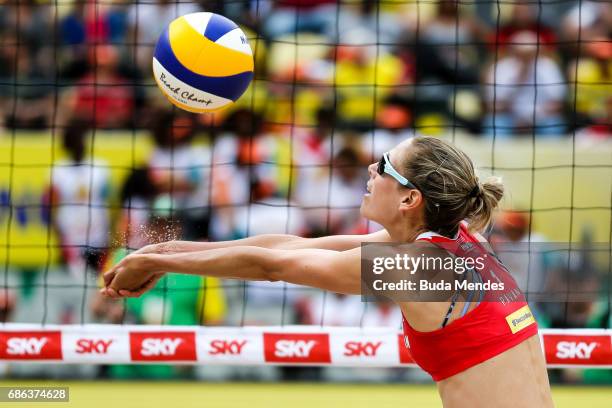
[102, 246, 362, 298]
[138, 229, 390, 254]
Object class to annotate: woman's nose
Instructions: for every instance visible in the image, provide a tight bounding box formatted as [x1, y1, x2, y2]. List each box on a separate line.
[368, 162, 378, 177]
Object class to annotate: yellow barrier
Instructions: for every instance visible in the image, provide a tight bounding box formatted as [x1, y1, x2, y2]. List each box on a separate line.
[449, 135, 611, 244]
[0, 132, 153, 267]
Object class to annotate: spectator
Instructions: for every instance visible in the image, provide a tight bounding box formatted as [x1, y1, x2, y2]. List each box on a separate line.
[494, 1, 557, 52]
[148, 109, 212, 240]
[418, 0, 489, 86]
[361, 299, 403, 328]
[297, 293, 365, 326]
[58, 1, 129, 80]
[127, 0, 200, 73]
[362, 96, 414, 160]
[410, 0, 488, 131]
[212, 178, 306, 240]
[264, 0, 339, 39]
[0, 289, 16, 323]
[47, 119, 111, 277]
[566, 29, 611, 133]
[0, 0, 53, 55]
[0, 0, 55, 130]
[483, 31, 567, 136]
[215, 178, 307, 315]
[561, 1, 612, 56]
[114, 167, 158, 251]
[290, 107, 335, 233]
[293, 107, 336, 168]
[62, 44, 136, 129]
[295, 146, 366, 235]
[334, 29, 407, 128]
[60, 1, 128, 46]
[328, 146, 368, 234]
[210, 109, 288, 238]
[0, 31, 54, 129]
[335, 1, 405, 46]
[577, 98, 612, 140]
[489, 210, 550, 297]
[211, 112, 302, 239]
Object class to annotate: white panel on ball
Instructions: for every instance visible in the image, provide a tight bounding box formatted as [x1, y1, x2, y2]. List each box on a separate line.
[183, 12, 213, 34]
[216, 28, 253, 55]
[153, 58, 233, 111]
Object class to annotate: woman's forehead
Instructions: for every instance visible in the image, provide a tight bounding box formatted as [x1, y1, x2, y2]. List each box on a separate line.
[389, 138, 414, 164]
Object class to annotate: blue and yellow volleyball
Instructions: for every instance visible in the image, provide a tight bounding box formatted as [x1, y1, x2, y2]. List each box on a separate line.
[153, 12, 254, 113]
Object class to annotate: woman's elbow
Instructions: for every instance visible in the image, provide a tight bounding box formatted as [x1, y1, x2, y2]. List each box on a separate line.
[249, 248, 285, 282]
[261, 250, 300, 283]
[266, 269, 282, 282]
[264, 259, 286, 282]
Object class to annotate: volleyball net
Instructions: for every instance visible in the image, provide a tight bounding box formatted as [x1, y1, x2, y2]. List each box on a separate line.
[0, 0, 611, 378]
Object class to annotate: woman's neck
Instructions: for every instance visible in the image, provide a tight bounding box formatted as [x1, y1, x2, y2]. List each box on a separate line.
[386, 222, 428, 243]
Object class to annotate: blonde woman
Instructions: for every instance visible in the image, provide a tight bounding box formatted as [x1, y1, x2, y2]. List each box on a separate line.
[103, 137, 553, 407]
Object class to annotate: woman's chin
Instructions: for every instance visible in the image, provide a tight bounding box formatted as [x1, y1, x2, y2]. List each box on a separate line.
[359, 201, 373, 221]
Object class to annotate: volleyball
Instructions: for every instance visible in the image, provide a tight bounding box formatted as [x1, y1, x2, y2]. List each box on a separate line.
[152, 12, 254, 113]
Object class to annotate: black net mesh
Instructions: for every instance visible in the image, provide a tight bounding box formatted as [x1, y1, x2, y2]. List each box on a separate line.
[0, 0, 610, 335]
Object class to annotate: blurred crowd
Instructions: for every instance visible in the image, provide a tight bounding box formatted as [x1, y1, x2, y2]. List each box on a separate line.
[0, 0, 610, 137]
[0, 0, 610, 383]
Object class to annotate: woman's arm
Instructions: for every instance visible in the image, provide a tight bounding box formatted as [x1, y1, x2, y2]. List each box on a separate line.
[143, 229, 390, 254]
[103, 246, 362, 298]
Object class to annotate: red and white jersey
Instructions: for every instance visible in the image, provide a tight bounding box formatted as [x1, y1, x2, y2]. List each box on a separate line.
[402, 222, 539, 381]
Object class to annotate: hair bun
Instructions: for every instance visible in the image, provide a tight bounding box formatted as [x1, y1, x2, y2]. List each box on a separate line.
[468, 176, 504, 232]
[468, 185, 480, 198]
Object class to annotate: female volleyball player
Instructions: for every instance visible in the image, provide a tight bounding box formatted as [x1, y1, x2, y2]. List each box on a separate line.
[102, 137, 553, 407]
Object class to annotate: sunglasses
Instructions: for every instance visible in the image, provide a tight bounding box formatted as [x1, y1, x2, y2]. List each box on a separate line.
[377, 152, 418, 190]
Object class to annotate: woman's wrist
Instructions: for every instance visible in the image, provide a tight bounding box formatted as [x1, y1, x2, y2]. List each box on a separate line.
[144, 253, 170, 274]
[133, 242, 165, 255]
[154, 241, 181, 255]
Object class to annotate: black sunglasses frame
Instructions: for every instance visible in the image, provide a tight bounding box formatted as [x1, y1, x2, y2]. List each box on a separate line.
[376, 153, 419, 190]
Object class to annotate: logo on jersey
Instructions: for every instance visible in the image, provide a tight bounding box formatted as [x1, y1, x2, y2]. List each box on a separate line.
[505, 305, 536, 334]
[130, 331, 196, 361]
[263, 333, 330, 363]
[0, 331, 62, 360]
[544, 334, 612, 365]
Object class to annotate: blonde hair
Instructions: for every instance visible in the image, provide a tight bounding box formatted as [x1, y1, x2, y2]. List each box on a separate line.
[401, 137, 504, 236]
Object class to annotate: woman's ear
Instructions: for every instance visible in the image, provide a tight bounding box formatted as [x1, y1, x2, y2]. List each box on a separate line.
[399, 190, 423, 211]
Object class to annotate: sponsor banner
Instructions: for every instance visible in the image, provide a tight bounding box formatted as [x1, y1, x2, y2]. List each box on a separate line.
[0, 325, 609, 367]
[198, 331, 263, 364]
[130, 331, 197, 362]
[62, 331, 130, 363]
[543, 334, 612, 366]
[329, 331, 398, 366]
[263, 333, 331, 364]
[0, 331, 62, 360]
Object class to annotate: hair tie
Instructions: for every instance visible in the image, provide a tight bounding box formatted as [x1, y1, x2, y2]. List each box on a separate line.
[469, 185, 480, 198]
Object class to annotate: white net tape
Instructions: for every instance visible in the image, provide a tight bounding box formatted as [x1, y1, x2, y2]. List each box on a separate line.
[0, 324, 610, 368]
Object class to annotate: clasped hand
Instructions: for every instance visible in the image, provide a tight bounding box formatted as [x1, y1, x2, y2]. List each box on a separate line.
[100, 253, 165, 298]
